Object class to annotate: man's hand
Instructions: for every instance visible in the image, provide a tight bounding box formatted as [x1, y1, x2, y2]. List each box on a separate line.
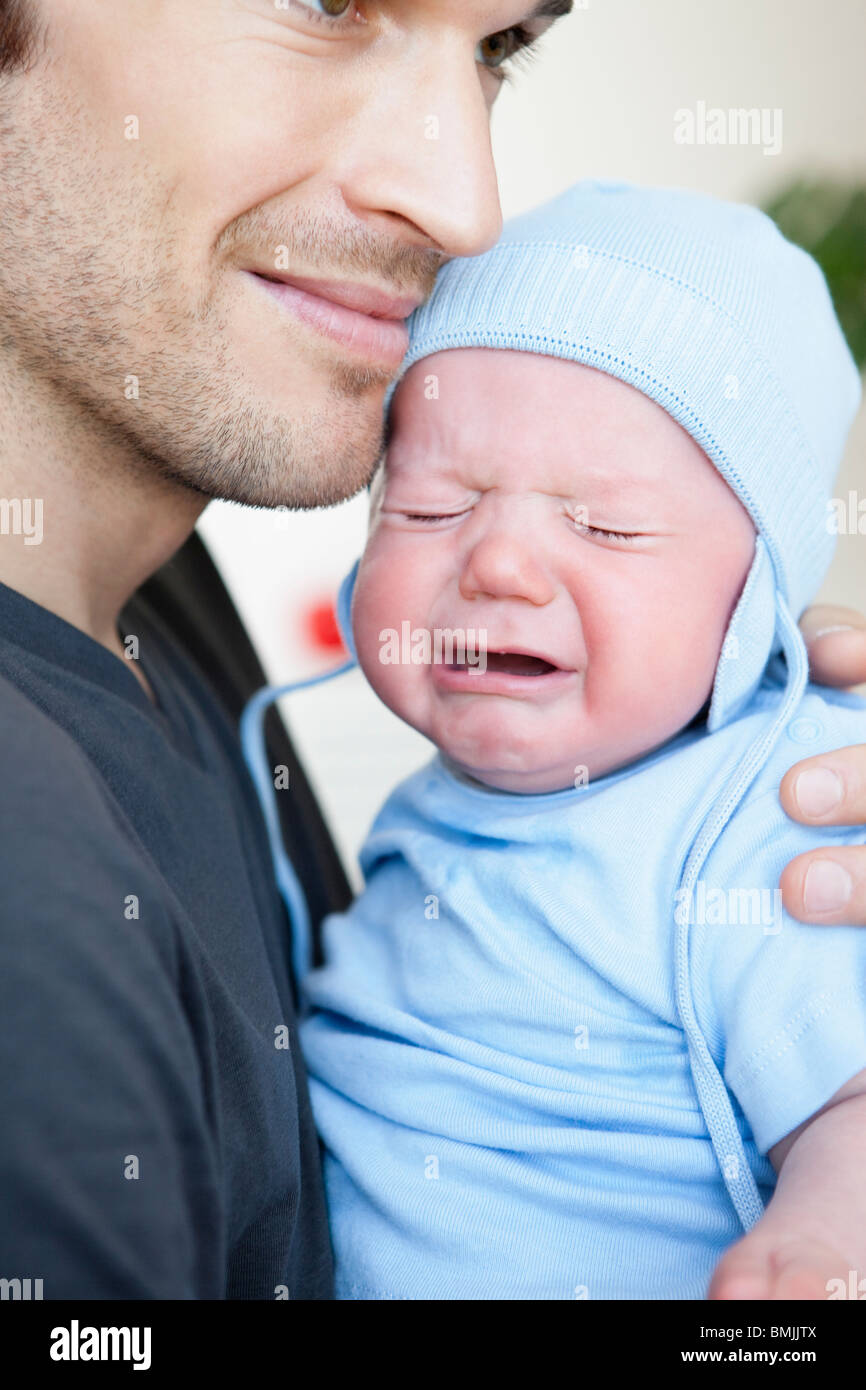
[780, 606, 866, 924]
[800, 605, 866, 690]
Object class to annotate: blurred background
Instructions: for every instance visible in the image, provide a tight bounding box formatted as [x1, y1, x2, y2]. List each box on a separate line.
[200, 0, 866, 885]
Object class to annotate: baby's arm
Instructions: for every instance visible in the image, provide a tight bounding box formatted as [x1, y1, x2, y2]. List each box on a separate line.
[710, 1066, 866, 1300]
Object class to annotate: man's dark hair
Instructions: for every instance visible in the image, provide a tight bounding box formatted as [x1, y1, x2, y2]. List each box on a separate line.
[0, 0, 39, 76]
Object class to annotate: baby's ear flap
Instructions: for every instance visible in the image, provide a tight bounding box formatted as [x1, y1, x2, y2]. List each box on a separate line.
[336, 558, 361, 663]
[707, 536, 780, 732]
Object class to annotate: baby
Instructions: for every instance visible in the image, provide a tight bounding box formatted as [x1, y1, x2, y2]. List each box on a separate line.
[247, 181, 866, 1299]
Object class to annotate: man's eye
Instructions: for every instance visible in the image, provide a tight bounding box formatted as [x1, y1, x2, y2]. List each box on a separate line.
[293, 0, 355, 20]
[476, 28, 526, 72]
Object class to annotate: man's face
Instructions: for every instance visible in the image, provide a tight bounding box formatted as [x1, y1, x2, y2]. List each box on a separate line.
[0, 0, 567, 509]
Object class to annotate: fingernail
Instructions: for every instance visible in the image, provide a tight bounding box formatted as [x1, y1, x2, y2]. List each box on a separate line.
[803, 860, 853, 914]
[811, 624, 857, 639]
[793, 767, 843, 818]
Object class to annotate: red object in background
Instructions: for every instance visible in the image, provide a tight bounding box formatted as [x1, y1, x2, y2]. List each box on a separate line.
[302, 596, 347, 654]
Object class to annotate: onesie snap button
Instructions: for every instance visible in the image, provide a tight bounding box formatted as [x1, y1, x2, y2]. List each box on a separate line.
[787, 717, 823, 743]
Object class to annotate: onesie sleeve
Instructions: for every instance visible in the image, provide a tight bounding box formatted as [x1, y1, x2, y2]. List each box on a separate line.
[690, 772, 866, 1157]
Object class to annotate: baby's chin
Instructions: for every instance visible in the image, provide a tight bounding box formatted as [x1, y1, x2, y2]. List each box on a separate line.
[375, 681, 602, 793]
[443, 753, 584, 796]
[370, 670, 701, 795]
[433, 718, 596, 794]
[405, 691, 584, 793]
[432, 714, 686, 795]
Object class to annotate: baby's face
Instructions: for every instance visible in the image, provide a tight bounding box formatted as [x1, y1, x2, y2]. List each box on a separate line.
[352, 349, 756, 794]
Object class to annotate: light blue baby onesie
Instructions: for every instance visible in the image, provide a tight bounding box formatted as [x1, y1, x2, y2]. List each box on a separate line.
[299, 679, 866, 1300]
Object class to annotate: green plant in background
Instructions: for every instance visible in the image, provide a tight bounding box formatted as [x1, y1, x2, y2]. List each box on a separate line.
[762, 180, 866, 371]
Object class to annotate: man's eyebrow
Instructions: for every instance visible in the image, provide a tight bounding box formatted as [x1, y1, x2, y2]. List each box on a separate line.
[526, 0, 574, 20]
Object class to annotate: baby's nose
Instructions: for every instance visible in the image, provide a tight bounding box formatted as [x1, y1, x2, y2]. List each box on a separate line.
[458, 532, 556, 606]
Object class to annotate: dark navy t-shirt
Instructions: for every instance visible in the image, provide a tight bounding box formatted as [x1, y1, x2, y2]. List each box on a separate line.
[0, 579, 334, 1299]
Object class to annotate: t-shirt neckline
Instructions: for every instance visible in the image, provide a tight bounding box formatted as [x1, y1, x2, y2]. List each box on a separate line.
[0, 577, 200, 760]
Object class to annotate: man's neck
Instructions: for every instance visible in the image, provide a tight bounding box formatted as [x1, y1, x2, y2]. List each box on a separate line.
[0, 358, 206, 679]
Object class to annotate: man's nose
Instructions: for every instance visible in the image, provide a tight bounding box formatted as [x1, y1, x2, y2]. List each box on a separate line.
[459, 531, 557, 606]
[334, 44, 503, 262]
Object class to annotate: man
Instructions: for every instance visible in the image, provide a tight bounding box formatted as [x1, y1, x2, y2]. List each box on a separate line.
[0, 0, 863, 1300]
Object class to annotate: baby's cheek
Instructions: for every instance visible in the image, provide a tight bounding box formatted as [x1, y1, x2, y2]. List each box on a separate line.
[352, 551, 406, 661]
[643, 612, 724, 723]
[351, 540, 444, 731]
[354, 618, 431, 735]
[595, 612, 719, 747]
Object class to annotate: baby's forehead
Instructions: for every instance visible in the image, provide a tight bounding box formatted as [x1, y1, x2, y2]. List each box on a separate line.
[379, 446, 628, 505]
[383, 348, 721, 501]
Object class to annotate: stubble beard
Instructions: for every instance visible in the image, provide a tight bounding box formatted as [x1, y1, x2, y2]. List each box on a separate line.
[0, 81, 435, 513]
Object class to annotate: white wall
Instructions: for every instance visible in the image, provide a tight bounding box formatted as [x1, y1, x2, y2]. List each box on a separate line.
[493, 0, 866, 214]
[200, 0, 866, 883]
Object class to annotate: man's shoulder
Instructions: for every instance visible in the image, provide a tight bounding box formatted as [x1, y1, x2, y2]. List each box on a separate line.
[0, 665, 122, 824]
[0, 668, 176, 953]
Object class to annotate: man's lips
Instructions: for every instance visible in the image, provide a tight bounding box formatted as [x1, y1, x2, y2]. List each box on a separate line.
[260, 273, 424, 321]
[247, 270, 423, 367]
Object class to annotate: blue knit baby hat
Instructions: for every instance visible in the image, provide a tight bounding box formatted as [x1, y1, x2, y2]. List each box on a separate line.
[379, 179, 861, 729]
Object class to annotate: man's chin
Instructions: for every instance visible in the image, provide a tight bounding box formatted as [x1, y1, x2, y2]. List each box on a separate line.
[125, 385, 386, 513]
[330, 357, 398, 400]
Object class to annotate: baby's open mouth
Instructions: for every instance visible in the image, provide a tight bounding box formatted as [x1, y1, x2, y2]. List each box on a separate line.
[449, 651, 561, 677]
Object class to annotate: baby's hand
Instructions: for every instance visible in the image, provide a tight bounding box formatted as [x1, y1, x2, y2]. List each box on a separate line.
[709, 1229, 852, 1300]
[712, 1072, 866, 1301]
